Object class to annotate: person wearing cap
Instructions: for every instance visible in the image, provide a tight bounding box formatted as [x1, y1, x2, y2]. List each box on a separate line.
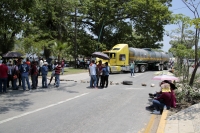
[0, 60, 8, 93]
[39, 58, 44, 76]
[152, 83, 172, 114]
[19, 59, 31, 91]
[41, 62, 48, 88]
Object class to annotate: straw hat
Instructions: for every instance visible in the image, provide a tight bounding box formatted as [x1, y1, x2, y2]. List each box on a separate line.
[161, 83, 171, 92]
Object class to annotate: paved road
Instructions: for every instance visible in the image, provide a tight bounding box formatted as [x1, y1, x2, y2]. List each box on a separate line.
[0, 71, 162, 133]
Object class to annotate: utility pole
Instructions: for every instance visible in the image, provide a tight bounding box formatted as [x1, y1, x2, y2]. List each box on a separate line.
[97, 21, 104, 51]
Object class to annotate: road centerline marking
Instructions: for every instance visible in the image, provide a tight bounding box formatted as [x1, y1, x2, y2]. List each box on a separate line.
[0, 93, 89, 124]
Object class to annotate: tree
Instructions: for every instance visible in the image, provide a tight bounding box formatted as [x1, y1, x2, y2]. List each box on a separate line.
[168, 14, 195, 50]
[0, 0, 35, 54]
[181, 0, 200, 86]
[80, 0, 172, 50]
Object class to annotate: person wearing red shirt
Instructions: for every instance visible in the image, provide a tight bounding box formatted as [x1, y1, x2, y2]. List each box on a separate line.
[0, 60, 8, 93]
[55, 62, 62, 87]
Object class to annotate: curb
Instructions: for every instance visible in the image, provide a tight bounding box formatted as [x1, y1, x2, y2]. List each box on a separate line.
[156, 110, 168, 133]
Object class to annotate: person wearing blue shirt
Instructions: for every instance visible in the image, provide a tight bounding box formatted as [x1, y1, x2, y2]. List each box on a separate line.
[130, 60, 135, 77]
[20, 60, 31, 91]
[41, 62, 48, 88]
[101, 62, 110, 88]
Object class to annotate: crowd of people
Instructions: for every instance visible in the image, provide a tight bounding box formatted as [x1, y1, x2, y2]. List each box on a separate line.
[0, 58, 64, 93]
[146, 80, 177, 115]
[88, 60, 110, 89]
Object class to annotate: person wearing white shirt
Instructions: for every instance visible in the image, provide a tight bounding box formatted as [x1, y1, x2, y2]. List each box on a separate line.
[39, 59, 44, 76]
[89, 60, 97, 89]
[7, 62, 13, 88]
[12, 63, 19, 90]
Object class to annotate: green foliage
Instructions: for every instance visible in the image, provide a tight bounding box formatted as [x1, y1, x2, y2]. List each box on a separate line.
[0, 0, 35, 54]
[175, 81, 200, 104]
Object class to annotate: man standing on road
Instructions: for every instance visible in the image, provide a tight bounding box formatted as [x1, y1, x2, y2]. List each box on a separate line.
[30, 61, 38, 89]
[130, 60, 135, 77]
[0, 60, 8, 93]
[39, 58, 43, 76]
[96, 60, 102, 87]
[55, 62, 62, 87]
[20, 60, 31, 91]
[89, 60, 97, 89]
[41, 62, 48, 88]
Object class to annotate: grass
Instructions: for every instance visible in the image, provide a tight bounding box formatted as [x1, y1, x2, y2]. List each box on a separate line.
[47, 67, 88, 77]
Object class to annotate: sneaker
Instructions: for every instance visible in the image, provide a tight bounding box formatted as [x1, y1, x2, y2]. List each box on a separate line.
[152, 110, 161, 115]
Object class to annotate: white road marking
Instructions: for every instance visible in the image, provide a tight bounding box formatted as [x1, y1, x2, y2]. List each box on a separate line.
[0, 93, 89, 124]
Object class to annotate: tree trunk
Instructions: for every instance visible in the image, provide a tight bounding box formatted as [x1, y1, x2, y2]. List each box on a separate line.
[189, 28, 200, 86]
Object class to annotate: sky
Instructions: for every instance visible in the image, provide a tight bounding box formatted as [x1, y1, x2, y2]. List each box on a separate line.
[161, 0, 200, 52]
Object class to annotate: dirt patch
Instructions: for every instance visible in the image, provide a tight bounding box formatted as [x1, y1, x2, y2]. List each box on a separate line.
[168, 100, 200, 115]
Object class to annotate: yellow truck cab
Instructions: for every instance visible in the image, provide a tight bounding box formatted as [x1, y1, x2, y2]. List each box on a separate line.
[101, 44, 130, 73]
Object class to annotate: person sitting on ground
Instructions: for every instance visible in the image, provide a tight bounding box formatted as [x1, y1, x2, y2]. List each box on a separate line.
[152, 83, 172, 114]
[149, 80, 177, 108]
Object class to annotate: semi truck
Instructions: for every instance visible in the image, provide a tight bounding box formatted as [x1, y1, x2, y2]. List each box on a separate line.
[99, 44, 172, 73]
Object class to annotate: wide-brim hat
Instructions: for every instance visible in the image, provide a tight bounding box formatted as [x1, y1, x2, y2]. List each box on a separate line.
[161, 83, 171, 92]
[44, 62, 48, 65]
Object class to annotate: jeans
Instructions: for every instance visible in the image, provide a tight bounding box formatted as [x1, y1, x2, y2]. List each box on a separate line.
[7, 74, 13, 88]
[31, 75, 37, 89]
[152, 99, 165, 111]
[0, 78, 7, 92]
[90, 75, 97, 87]
[21, 75, 31, 90]
[42, 75, 47, 87]
[96, 75, 101, 86]
[13, 78, 17, 90]
[130, 68, 134, 76]
[55, 74, 60, 87]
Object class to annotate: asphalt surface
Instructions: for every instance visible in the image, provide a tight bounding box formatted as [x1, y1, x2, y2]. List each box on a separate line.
[0, 71, 164, 133]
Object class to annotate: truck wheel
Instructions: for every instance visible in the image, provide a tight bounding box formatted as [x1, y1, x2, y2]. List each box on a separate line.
[157, 65, 161, 71]
[160, 65, 163, 71]
[134, 66, 139, 73]
[140, 65, 146, 72]
[122, 81, 133, 85]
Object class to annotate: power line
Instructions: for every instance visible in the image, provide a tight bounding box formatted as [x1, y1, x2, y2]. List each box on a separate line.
[171, 3, 200, 11]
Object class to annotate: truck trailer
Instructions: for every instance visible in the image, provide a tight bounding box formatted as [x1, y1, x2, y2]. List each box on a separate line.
[99, 44, 172, 73]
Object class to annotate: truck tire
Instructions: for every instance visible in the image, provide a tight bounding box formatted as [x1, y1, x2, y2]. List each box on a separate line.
[140, 65, 146, 72]
[157, 65, 161, 71]
[160, 65, 164, 71]
[135, 66, 139, 73]
[122, 81, 133, 85]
